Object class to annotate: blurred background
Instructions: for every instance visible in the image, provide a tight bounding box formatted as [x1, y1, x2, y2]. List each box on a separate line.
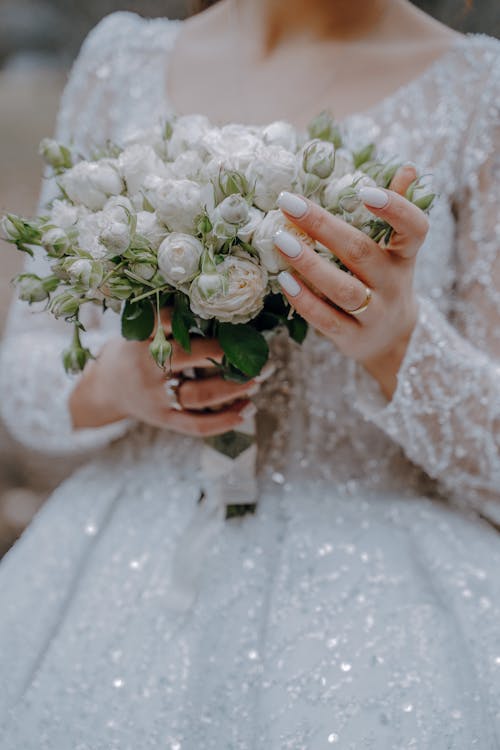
[0, 0, 498, 556]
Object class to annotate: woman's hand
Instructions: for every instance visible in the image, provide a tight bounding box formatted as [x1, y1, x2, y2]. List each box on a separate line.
[274, 165, 429, 399]
[69, 308, 270, 437]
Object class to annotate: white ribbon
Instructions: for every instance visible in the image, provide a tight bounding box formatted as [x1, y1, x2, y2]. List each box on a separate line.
[165, 414, 257, 612]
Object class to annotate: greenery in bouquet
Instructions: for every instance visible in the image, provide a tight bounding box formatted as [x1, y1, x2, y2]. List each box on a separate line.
[0, 110, 435, 383]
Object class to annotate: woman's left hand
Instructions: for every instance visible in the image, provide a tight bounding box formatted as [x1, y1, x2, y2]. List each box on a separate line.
[274, 165, 429, 400]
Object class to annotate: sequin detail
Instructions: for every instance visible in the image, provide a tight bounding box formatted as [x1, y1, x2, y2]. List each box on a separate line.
[1, 12, 500, 749]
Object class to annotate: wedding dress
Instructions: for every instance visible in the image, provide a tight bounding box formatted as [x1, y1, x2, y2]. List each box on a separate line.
[0, 11, 499, 749]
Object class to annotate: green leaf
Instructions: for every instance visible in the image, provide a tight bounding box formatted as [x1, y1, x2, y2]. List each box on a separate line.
[253, 311, 282, 332]
[172, 293, 194, 352]
[286, 314, 308, 344]
[204, 430, 255, 459]
[121, 298, 155, 341]
[217, 322, 269, 378]
[413, 193, 436, 212]
[353, 143, 376, 169]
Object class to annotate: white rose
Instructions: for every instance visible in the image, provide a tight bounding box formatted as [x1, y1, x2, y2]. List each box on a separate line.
[170, 150, 205, 181]
[248, 146, 298, 211]
[189, 253, 268, 324]
[135, 211, 167, 249]
[209, 196, 250, 247]
[168, 114, 212, 160]
[157, 233, 203, 285]
[331, 148, 355, 179]
[321, 173, 356, 210]
[204, 157, 249, 203]
[77, 210, 131, 259]
[103, 195, 134, 224]
[77, 213, 108, 259]
[237, 207, 264, 243]
[39, 138, 72, 170]
[251, 209, 314, 273]
[201, 125, 263, 172]
[301, 139, 336, 179]
[118, 144, 168, 196]
[261, 121, 298, 151]
[150, 179, 208, 233]
[100, 220, 131, 254]
[209, 208, 238, 246]
[0, 216, 18, 241]
[49, 199, 84, 229]
[321, 172, 375, 211]
[122, 124, 168, 158]
[67, 258, 103, 290]
[60, 159, 123, 210]
[349, 177, 379, 226]
[41, 227, 71, 255]
[218, 194, 250, 225]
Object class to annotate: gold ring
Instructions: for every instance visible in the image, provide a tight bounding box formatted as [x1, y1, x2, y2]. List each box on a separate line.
[347, 286, 372, 317]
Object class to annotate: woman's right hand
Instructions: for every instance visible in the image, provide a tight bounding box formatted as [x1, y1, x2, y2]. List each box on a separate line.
[69, 309, 270, 437]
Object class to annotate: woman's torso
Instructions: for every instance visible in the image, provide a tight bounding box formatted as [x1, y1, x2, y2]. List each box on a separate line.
[63, 12, 499, 502]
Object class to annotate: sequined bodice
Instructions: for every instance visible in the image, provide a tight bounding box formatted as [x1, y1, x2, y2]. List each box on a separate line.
[1, 12, 499, 516]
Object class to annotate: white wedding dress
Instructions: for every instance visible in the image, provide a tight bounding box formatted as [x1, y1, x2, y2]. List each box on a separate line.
[0, 12, 500, 749]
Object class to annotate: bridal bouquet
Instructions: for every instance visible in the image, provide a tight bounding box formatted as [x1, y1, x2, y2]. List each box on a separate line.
[1, 111, 434, 519]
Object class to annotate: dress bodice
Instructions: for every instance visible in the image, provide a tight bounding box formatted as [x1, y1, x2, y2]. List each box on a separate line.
[1, 12, 499, 515]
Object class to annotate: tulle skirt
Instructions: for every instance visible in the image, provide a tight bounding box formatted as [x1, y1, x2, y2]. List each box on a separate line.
[1, 434, 500, 749]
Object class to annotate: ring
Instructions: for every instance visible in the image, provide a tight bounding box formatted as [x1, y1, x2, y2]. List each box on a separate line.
[347, 286, 372, 317]
[164, 377, 184, 411]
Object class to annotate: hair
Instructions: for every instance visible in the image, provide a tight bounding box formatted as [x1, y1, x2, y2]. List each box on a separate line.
[191, 0, 473, 14]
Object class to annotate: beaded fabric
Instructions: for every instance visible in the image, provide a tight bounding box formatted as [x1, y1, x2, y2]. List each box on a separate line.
[0, 12, 499, 749]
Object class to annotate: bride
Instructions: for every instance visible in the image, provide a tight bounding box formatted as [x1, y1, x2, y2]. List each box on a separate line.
[1, 0, 499, 746]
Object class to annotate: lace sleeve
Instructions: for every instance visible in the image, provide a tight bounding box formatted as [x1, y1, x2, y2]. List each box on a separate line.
[352, 52, 500, 512]
[0, 13, 142, 455]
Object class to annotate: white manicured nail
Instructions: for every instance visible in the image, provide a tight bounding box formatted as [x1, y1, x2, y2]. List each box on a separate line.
[255, 362, 276, 383]
[273, 230, 302, 258]
[240, 402, 257, 420]
[277, 191, 308, 218]
[278, 271, 301, 297]
[357, 186, 389, 208]
[247, 384, 260, 397]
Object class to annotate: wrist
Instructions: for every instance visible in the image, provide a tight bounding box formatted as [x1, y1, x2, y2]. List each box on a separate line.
[362, 325, 414, 401]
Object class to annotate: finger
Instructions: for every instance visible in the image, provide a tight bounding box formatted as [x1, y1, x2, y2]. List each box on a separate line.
[165, 400, 255, 437]
[159, 306, 173, 335]
[277, 191, 385, 287]
[273, 229, 371, 315]
[389, 163, 417, 196]
[277, 270, 359, 339]
[356, 185, 429, 259]
[169, 337, 224, 372]
[179, 375, 260, 409]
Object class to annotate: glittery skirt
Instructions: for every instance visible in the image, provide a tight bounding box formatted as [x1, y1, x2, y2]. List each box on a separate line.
[1, 437, 500, 749]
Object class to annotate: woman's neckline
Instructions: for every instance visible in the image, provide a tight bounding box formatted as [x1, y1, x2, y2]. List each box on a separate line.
[160, 18, 472, 130]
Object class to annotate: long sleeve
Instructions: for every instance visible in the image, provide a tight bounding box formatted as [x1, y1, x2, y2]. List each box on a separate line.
[0, 14, 140, 455]
[352, 51, 500, 511]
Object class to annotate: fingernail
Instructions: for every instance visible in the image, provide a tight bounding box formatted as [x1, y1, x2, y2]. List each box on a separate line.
[273, 229, 302, 258]
[247, 384, 260, 397]
[255, 362, 276, 383]
[357, 186, 389, 208]
[402, 160, 417, 169]
[277, 191, 308, 218]
[181, 367, 196, 379]
[240, 402, 257, 420]
[278, 270, 301, 297]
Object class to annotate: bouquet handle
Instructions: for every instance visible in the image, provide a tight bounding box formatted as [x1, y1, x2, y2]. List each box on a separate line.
[201, 413, 258, 519]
